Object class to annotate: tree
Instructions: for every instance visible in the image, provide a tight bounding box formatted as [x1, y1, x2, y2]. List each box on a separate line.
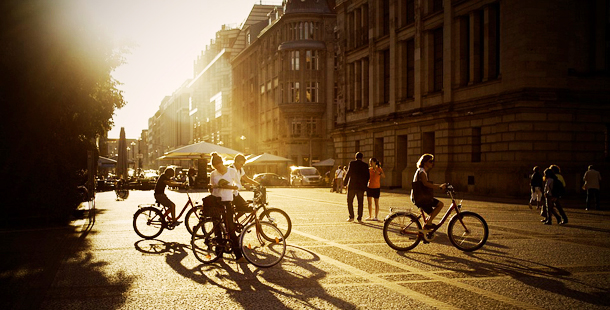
[0, 0, 126, 226]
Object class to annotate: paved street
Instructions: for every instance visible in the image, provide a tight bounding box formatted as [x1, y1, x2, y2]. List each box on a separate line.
[6, 188, 610, 309]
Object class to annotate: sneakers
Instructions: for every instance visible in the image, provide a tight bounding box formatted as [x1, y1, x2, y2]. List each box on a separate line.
[346, 218, 354, 222]
[373, 218, 379, 222]
[365, 217, 374, 221]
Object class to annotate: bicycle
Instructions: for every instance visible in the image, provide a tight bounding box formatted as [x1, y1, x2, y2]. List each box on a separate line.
[191, 200, 286, 268]
[383, 184, 489, 252]
[236, 185, 292, 239]
[133, 189, 202, 239]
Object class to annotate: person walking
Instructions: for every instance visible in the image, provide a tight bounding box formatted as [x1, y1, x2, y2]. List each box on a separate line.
[529, 166, 544, 210]
[583, 165, 602, 210]
[343, 152, 370, 223]
[550, 165, 568, 224]
[365, 158, 385, 221]
[335, 165, 345, 193]
[542, 168, 566, 225]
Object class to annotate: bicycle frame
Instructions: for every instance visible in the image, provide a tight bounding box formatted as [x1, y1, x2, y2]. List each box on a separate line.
[414, 188, 463, 234]
[159, 191, 195, 221]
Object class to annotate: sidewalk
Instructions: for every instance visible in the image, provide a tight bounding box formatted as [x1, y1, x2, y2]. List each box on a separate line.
[0, 204, 92, 310]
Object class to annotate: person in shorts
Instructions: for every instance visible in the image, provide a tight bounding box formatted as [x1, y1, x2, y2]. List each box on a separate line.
[411, 154, 447, 230]
[365, 158, 385, 221]
[154, 168, 185, 225]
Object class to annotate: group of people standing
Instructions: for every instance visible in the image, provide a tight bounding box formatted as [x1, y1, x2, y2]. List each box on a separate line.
[341, 152, 386, 223]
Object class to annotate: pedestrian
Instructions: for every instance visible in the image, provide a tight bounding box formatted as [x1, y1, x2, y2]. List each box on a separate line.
[209, 152, 246, 262]
[343, 152, 370, 223]
[550, 164, 568, 224]
[366, 158, 385, 221]
[583, 165, 602, 210]
[335, 165, 345, 193]
[542, 168, 567, 225]
[411, 154, 447, 230]
[529, 166, 544, 210]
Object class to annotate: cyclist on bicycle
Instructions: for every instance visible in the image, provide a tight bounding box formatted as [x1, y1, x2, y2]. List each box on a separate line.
[231, 154, 260, 212]
[154, 167, 185, 226]
[411, 154, 447, 230]
[209, 152, 245, 262]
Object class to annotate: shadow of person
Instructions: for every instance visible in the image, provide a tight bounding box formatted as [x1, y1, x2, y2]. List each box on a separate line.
[160, 241, 357, 309]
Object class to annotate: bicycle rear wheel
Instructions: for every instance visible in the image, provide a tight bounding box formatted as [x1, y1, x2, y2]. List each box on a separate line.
[240, 221, 286, 268]
[133, 207, 165, 239]
[191, 219, 223, 264]
[447, 211, 488, 252]
[383, 212, 421, 251]
[259, 208, 292, 239]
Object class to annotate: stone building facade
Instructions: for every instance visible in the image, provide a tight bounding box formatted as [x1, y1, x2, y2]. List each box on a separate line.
[333, 0, 610, 195]
[231, 0, 337, 166]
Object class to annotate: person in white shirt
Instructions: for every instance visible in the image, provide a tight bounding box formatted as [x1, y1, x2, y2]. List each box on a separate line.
[335, 166, 345, 193]
[583, 165, 602, 210]
[209, 152, 244, 262]
[230, 154, 260, 212]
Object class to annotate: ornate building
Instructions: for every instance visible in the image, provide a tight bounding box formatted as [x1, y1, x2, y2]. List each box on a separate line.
[334, 0, 610, 195]
[231, 0, 337, 166]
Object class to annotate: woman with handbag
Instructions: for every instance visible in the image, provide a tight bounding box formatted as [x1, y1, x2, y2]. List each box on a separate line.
[411, 154, 447, 230]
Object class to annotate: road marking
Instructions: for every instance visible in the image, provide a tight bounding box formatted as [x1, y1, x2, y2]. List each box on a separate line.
[292, 228, 546, 310]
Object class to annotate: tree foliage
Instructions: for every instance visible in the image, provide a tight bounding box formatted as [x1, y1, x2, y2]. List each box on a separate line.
[0, 0, 126, 226]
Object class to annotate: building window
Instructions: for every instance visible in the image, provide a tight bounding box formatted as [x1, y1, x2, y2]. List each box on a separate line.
[305, 118, 317, 136]
[382, 49, 390, 104]
[290, 51, 300, 70]
[431, 0, 443, 13]
[381, 0, 390, 36]
[292, 120, 302, 137]
[306, 82, 318, 103]
[433, 28, 443, 92]
[305, 50, 318, 70]
[290, 82, 300, 102]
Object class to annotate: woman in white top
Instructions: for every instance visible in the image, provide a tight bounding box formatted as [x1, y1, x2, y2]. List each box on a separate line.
[209, 152, 244, 261]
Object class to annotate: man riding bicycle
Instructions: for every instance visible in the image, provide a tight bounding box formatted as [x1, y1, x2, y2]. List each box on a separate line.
[154, 167, 185, 226]
[411, 154, 447, 230]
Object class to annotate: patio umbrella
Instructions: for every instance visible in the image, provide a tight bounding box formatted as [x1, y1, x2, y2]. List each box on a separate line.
[312, 158, 335, 166]
[116, 127, 128, 179]
[245, 153, 292, 165]
[159, 141, 242, 160]
[98, 156, 117, 168]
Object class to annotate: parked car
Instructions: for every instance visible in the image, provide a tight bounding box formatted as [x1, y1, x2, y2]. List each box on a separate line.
[290, 166, 322, 186]
[253, 173, 289, 186]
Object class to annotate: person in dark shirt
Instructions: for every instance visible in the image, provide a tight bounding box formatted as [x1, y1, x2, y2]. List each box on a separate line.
[154, 168, 184, 225]
[529, 166, 543, 210]
[343, 152, 370, 223]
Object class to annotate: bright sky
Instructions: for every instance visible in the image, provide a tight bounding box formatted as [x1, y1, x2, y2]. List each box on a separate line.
[79, 0, 282, 139]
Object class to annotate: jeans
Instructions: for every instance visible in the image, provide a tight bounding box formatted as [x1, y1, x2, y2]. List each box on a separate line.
[347, 189, 365, 221]
[586, 188, 600, 210]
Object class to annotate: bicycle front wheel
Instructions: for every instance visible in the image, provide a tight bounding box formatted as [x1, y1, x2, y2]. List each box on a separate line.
[185, 207, 203, 236]
[447, 211, 488, 252]
[259, 208, 292, 239]
[240, 221, 286, 268]
[383, 212, 421, 251]
[133, 207, 165, 239]
[191, 219, 223, 264]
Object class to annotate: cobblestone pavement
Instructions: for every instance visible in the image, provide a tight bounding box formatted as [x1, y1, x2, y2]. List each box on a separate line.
[3, 188, 609, 309]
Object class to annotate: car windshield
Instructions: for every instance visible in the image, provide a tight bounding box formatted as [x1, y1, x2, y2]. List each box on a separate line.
[300, 168, 319, 176]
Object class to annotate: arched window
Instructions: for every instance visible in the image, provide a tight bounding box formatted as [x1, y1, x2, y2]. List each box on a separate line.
[304, 22, 309, 40]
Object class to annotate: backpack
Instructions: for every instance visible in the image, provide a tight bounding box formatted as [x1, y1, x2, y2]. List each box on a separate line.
[551, 177, 565, 198]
